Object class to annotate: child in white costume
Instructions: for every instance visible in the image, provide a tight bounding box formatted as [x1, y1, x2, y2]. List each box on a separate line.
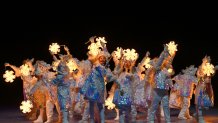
[112, 48, 139, 123]
[5, 59, 38, 120]
[173, 65, 198, 119]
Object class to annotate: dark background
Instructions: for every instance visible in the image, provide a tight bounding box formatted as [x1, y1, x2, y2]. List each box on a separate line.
[0, 15, 218, 108]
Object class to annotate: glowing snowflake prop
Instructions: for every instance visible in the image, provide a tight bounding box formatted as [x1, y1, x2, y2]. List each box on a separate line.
[49, 43, 60, 54]
[113, 47, 122, 60]
[123, 49, 138, 61]
[96, 37, 107, 44]
[143, 57, 151, 69]
[66, 58, 78, 72]
[20, 100, 33, 113]
[166, 41, 178, 56]
[202, 63, 215, 76]
[168, 68, 173, 73]
[88, 42, 101, 56]
[3, 70, 16, 83]
[20, 64, 30, 76]
[96, 37, 107, 49]
[105, 98, 116, 110]
[52, 60, 61, 71]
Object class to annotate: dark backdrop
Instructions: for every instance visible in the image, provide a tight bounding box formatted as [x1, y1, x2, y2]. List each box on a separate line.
[1, 15, 218, 108]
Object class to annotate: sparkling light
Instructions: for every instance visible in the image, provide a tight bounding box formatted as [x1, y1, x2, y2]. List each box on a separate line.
[3, 70, 16, 83]
[202, 63, 215, 76]
[123, 49, 138, 61]
[20, 100, 33, 113]
[49, 43, 60, 54]
[166, 41, 178, 56]
[20, 64, 30, 76]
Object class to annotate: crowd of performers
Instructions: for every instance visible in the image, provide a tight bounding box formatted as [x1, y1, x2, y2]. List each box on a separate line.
[3, 36, 218, 123]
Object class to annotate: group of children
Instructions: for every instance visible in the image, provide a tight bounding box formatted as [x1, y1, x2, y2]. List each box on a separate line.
[4, 36, 217, 123]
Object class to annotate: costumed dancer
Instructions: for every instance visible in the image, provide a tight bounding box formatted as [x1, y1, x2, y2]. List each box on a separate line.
[29, 60, 53, 123]
[68, 57, 91, 119]
[80, 36, 117, 123]
[45, 45, 73, 123]
[77, 60, 92, 123]
[172, 65, 198, 119]
[105, 47, 123, 121]
[112, 48, 139, 123]
[134, 51, 151, 110]
[148, 44, 176, 123]
[5, 58, 38, 120]
[51, 61, 74, 123]
[194, 56, 218, 122]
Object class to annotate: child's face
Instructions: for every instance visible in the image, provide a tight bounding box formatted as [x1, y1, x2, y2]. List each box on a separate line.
[124, 61, 131, 69]
[98, 56, 106, 65]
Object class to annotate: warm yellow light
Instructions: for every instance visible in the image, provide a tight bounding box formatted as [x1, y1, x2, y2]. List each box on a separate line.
[49, 43, 60, 54]
[88, 42, 101, 56]
[20, 100, 33, 113]
[166, 41, 178, 56]
[105, 97, 116, 110]
[143, 57, 151, 69]
[123, 49, 138, 61]
[113, 47, 122, 59]
[3, 70, 16, 83]
[52, 60, 61, 71]
[96, 37, 107, 44]
[168, 68, 173, 73]
[20, 64, 30, 76]
[202, 63, 215, 76]
[66, 58, 78, 72]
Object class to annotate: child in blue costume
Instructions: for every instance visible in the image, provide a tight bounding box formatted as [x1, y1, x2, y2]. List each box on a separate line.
[52, 62, 74, 123]
[80, 50, 117, 123]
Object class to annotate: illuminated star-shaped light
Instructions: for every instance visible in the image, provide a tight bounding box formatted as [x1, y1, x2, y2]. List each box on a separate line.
[88, 42, 101, 56]
[123, 49, 138, 61]
[49, 43, 60, 54]
[96, 37, 107, 44]
[113, 47, 122, 60]
[20, 64, 30, 76]
[66, 59, 78, 72]
[20, 100, 33, 113]
[143, 57, 151, 69]
[105, 98, 116, 110]
[3, 70, 16, 83]
[202, 63, 215, 76]
[166, 41, 178, 56]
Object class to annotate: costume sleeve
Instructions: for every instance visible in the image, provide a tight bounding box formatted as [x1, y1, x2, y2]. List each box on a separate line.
[154, 50, 168, 70]
[105, 68, 118, 83]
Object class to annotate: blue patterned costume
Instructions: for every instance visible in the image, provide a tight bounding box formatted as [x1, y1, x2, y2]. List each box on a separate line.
[148, 50, 173, 123]
[51, 62, 75, 123]
[52, 75, 74, 112]
[113, 72, 136, 123]
[80, 64, 117, 123]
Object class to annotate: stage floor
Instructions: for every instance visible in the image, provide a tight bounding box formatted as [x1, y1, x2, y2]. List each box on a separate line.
[1, 107, 218, 123]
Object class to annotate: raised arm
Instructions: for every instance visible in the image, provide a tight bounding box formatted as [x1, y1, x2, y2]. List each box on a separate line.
[4, 63, 21, 77]
[154, 45, 169, 70]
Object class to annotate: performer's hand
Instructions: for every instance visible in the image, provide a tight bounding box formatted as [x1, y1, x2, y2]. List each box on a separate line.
[64, 46, 69, 52]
